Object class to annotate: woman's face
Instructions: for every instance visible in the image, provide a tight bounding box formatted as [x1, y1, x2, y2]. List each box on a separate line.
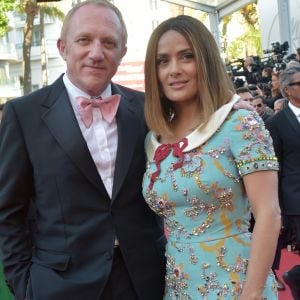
[156, 30, 198, 107]
[272, 75, 280, 89]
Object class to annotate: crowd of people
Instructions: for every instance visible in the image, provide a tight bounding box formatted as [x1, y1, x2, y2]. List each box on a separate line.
[0, 1, 299, 299]
[233, 51, 300, 300]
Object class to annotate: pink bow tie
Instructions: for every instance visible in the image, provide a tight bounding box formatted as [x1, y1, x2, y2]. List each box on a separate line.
[76, 95, 121, 127]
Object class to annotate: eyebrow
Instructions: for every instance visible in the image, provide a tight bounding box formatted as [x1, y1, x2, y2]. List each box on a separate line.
[157, 48, 192, 56]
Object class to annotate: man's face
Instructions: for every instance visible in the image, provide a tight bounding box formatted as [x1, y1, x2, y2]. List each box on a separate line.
[274, 101, 283, 113]
[285, 72, 300, 107]
[252, 98, 265, 115]
[57, 4, 127, 96]
[238, 92, 253, 105]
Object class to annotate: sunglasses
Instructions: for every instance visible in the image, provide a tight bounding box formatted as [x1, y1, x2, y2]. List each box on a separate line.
[253, 103, 262, 108]
[288, 81, 300, 87]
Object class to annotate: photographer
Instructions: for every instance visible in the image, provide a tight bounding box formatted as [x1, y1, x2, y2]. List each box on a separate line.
[229, 56, 260, 86]
[243, 56, 261, 84]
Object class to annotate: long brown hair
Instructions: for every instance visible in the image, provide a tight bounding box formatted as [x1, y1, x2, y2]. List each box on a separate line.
[144, 15, 235, 136]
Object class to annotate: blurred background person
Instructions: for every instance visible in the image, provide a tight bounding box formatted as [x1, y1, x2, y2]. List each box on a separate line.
[266, 64, 300, 300]
[252, 95, 274, 122]
[273, 98, 288, 114]
[265, 71, 283, 109]
[261, 67, 273, 83]
[243, 56, 260, 85]
[236, 86, 254, 105]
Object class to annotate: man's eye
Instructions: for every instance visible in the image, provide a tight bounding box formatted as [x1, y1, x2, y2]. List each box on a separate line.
[103, 40, 117, 48]
[77, 38, 89, 44]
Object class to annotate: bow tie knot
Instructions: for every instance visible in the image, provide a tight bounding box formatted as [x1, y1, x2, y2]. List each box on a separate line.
[76, 94, 121, 127]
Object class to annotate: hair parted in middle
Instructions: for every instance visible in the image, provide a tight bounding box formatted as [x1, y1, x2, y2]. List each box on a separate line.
[144, 15, 235, 137]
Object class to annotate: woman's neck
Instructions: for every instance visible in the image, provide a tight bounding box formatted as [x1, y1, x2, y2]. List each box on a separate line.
[162, 104, 202, 144]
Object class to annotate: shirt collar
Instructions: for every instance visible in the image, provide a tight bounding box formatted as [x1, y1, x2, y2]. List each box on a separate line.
[62, 73, 112, 108]
[146, 94, 241, 159]
[288, 101, 300, 117]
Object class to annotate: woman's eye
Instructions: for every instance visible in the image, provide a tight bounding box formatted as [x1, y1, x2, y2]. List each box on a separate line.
[182, 52, 194, 60]
[157, 57, 168, 65]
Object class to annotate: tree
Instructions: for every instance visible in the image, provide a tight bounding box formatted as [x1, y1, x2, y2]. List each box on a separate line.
[21, 0, 39, 95]
[16, 0, 64, 95]
[221, 15, 233, 56]
[38, 4, 64, 87]
[0, 0, 15, 37]
[223, 2, 262, 61]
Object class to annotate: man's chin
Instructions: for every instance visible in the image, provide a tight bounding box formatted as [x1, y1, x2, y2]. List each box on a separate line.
[84, 81, 108, 95]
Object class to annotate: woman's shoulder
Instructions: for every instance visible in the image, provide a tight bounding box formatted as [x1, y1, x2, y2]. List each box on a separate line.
[226, 109, 259, 125]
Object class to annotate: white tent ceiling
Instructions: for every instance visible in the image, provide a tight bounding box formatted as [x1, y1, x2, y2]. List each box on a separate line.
[161, 0, 292, 55]
[161, 0, 255, 19]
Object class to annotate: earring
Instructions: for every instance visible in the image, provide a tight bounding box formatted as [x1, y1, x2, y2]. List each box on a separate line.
[168, 107, 175, 123]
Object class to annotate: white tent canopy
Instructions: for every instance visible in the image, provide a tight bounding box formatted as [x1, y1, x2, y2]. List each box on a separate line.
[161, 0, 292, 54]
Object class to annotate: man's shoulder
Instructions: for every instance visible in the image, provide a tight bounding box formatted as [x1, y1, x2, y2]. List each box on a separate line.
[7, 76, 64, 110]
[114, 83, 144, 97]
[265, 108, 287, 128]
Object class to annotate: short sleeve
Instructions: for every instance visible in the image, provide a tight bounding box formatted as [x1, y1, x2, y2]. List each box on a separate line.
[227, 110, 279, 176]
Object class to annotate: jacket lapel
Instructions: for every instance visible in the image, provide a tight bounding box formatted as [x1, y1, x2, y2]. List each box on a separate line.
[40, 77, 107, 194]
[111, 85, 141, 200]
[284, 106, 300, 138]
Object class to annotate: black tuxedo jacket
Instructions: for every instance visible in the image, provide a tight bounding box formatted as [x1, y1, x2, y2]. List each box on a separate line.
[0, 76, 166, 300]
[266, 106, 300, 215]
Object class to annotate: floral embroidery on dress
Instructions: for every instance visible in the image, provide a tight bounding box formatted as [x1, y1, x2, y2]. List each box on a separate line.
[165, 255, 192, 300]
[143, 110, 279, 299]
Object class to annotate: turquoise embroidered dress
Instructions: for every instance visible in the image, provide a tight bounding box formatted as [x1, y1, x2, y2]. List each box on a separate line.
[142, 105, 279, 300]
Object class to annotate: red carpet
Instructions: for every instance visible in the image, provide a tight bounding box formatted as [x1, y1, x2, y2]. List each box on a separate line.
[277, 248, 300, 300]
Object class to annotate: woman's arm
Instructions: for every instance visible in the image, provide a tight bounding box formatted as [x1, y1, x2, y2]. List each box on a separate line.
[240, 170, 281, 300]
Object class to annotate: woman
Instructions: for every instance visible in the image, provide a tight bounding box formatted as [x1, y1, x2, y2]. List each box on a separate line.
[142, 15, 281, 299]
[265, 71, 282, 109]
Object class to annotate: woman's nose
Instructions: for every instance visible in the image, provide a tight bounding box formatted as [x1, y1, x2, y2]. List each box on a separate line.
[169, 60, 180, 76]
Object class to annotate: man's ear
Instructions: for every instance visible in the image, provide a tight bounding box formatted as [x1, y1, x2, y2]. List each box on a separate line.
[57, 38, 67, 61]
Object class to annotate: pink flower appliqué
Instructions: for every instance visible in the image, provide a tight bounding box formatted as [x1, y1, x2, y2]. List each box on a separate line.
[149, 138, 188, 190]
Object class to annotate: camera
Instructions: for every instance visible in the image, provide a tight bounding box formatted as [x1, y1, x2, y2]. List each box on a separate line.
[261, 41, 289, 71]
[263, 41, 289, 55]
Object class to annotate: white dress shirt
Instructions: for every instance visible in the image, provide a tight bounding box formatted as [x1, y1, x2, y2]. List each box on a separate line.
[63, 74, 118, 198]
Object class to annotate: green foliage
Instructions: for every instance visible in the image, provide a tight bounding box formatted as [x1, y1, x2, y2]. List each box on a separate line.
[41, 5, 64, 20]
[222, 2, 262, 61]
[0, 0, 15, 37]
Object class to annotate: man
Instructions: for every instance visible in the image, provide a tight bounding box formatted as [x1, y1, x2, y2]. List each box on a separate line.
[273, 98, 287, 114]
[266, 64, 300, 300]
[242, 56, 260, 84]
[0, 1, 166, 300]
[236, 86, 254, 105]
[252, 95, 274, 122]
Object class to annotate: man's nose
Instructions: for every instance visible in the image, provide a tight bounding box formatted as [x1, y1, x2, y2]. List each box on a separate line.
[89, 41, 105, 60]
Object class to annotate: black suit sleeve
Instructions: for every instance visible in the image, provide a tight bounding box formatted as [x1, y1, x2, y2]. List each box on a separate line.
[265, 117, 282, 162]
[0, 102, 34, 299]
